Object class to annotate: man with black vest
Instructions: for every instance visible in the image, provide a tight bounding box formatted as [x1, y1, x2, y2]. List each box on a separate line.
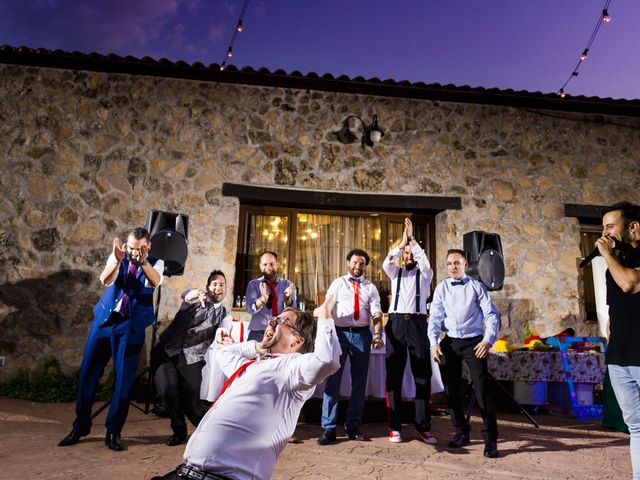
[152, 270, 232, 446]
[382, 218, 436, 444]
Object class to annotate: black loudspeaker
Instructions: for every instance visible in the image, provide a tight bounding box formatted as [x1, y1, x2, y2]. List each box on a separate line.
[463, 231, 504, 291]
[146, 210, 189, 276]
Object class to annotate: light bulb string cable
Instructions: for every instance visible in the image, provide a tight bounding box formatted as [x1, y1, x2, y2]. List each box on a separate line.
[220, 0, 251, 70]
[558, 0, 612, 97]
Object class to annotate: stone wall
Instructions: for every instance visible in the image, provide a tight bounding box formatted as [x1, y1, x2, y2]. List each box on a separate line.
[1, 63, 639, 379]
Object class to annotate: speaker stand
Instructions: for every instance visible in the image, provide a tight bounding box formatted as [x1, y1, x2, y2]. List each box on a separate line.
[465, 375, 539, 428]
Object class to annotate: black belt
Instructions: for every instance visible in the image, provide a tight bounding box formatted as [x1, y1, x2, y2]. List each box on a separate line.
[389, 313, 427, 321]
[177, 465, 231, 480]
[336, 325, 370, 332]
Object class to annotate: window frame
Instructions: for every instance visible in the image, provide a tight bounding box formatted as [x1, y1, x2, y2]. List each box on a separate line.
[233, 204, 436, 311]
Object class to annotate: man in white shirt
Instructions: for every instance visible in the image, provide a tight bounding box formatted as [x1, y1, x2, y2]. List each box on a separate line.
[152, 297, 341, 480]
[318, 249, 384, 445]
[428, 249, 500, 458]
[383, 218, 436, 444]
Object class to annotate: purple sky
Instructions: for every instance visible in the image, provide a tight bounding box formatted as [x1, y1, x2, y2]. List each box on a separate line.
[1, 0, 637, 99]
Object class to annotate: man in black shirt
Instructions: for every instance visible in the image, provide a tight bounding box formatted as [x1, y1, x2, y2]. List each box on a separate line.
[598, 201, 640, 479]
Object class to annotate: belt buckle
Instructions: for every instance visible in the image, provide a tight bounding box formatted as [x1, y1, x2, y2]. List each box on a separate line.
[178, 466, 204, 480]
[177, 466, 189, 478]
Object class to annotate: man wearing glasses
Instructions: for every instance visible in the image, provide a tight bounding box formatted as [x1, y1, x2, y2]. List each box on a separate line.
[58, 227, 164, 451]
[152, 297, 341, 480]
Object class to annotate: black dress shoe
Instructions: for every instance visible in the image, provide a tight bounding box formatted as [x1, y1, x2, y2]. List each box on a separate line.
[166, 434, 187, 446]
[317, 429, 336, 445]
[58, 429, 88, 447]
[105, 432, 124, 451]
[483, 441, 499, 458]
[345, 428, 366, 441]
[448, 432, 471, 448]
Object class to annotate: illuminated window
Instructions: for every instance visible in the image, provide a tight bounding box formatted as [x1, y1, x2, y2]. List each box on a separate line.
[233, 206, 435, 311]
[579, 224, 602, 321]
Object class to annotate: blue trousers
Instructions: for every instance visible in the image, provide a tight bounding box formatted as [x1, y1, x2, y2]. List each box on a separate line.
[608, 364, 640, 480]
[73, 320, 143, 435]
[321, 328, 372, 431]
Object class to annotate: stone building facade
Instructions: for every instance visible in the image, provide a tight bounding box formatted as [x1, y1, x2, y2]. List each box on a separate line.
[1, 48, 639, 379]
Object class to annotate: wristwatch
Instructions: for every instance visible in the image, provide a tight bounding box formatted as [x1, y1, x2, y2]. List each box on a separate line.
[407, 236, 414, 242]
[139, 258, 147, 266]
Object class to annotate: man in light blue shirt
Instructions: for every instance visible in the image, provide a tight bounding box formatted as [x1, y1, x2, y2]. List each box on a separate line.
[428, 249, 500, 458]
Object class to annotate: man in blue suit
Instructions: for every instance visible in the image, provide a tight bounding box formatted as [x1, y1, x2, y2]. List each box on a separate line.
[58, 227, 164, 451]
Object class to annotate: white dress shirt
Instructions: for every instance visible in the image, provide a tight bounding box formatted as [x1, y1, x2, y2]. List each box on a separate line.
[184, 317, 341, 480]
[383, 243, 433, 314]
[326, 275, 382, 328]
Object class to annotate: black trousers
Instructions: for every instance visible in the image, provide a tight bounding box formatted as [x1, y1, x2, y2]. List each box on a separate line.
[440, 335, 498, 443]
[152, 348, 208, 436]
[385, 314, 431, 432]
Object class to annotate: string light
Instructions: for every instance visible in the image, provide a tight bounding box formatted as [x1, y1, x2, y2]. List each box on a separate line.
[557, 0, 612, 97]
[219, 0, 251, 69]
[580, 48, 589, 61]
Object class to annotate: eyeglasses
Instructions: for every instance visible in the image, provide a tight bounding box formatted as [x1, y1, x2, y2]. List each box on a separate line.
[271, 315, 302, 336]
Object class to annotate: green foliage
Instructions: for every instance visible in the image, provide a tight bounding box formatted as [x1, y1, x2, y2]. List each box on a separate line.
[0, 356, 114, 402]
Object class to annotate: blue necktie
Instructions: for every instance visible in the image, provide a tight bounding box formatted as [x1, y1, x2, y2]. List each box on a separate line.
[451, 280, 465, 286]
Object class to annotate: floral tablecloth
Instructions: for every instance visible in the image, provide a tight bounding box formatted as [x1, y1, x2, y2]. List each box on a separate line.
[463, 350, 606, 383]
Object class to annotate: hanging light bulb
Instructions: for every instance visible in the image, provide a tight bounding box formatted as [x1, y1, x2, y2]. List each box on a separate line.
[236, 20, 244, 32]
[602, 9, 611, 22]
[580, 48, 589, 61]
[220, 61, 226, 71]
[226, 47, 233, 58]
[559, 89, 566, 98]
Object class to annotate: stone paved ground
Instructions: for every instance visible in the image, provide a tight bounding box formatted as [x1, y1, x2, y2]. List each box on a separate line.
[0, 397, 631, 480]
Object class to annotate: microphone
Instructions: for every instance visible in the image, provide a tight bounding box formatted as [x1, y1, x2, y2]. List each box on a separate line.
[579, 238, 622, 268]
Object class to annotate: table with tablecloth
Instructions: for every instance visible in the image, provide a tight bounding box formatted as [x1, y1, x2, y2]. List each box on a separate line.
[461, 349, 607, 408]
[479, 350, 606, 383]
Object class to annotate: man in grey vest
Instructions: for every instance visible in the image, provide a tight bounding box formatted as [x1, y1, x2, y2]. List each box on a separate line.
[152, 270, 232, 446]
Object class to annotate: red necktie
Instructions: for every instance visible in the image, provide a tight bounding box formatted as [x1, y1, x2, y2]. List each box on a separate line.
[120, 263, 138, 318]
[349, 278, 360, 321]
[211, 359, 257, 408]
[268, 281, 278, 316]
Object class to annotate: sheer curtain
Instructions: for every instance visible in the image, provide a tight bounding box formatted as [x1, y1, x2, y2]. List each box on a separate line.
[294, 213, 382, 309]
[245, 213, 289, 277]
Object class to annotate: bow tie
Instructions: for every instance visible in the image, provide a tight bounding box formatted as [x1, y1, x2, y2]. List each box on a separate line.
[349, 277, 361, 284]
[451, 280, 466, 286]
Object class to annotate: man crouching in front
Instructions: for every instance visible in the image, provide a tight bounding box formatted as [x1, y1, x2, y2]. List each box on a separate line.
[152, 295, 341, 480]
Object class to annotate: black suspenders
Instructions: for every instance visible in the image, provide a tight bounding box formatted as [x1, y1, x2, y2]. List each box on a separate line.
[393, 267, 421, 313]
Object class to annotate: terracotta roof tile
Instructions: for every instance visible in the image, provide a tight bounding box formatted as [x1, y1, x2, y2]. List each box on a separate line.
[1, 45, 639, 116]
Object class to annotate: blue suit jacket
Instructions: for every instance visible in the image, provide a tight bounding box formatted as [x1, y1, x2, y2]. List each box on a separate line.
[92, 255, 158, 344]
